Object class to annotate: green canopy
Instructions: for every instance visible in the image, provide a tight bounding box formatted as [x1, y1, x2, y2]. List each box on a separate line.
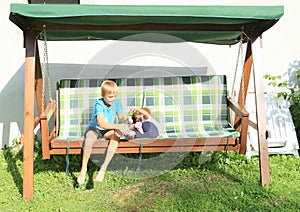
[9, 4, 283, 44]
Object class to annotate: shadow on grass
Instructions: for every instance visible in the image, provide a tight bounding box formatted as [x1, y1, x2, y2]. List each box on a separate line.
[2, 140, 246, 196]
[97, 151, 255, 186]
[70, 163, 97, 190]
[104, 151, 246, 185]
[3, 147, 23, 195]
[203, 152, 245, 184]
[86, 168, 96, 189]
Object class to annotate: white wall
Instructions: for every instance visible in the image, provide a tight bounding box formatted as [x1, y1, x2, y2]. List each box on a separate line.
[0, 0, 299, 148]
[0, 0, 26, 147]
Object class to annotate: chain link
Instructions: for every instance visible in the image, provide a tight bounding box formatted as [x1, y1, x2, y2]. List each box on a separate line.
[41, 25, 53, 113]
[231, 33, 246, 108]
[240, 38, 245, 108]
[231, 38, 243, 98]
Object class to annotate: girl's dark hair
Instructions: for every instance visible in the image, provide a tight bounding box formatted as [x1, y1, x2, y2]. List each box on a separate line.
[131, 115, 136, 124]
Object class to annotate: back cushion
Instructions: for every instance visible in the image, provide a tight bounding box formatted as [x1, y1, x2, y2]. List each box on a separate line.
[141, 76, 228, 138]
[57, 78, 144, 140]
[56, 75, 229, 140]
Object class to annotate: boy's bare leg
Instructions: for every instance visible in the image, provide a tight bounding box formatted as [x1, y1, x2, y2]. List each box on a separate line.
[95, 132, 119, 182]
[77, 130, 97, 185]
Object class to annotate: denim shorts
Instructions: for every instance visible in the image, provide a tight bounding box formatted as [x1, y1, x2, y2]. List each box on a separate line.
[84, 126, 109, 139]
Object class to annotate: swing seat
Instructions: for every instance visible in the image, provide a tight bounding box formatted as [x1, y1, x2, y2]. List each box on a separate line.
[40, 75, 249, 159]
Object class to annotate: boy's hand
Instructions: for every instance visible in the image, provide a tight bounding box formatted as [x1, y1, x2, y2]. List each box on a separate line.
[116, 124, 130, 135]
[123, 116, 133, 123]
[127, 116, 133, 124]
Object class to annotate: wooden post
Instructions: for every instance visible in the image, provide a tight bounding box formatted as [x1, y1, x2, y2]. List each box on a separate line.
[252, 38, 270, 186]
[23, 29, 36, 200]
[235, 36, 270, 186]
[236, 40, 253, 154]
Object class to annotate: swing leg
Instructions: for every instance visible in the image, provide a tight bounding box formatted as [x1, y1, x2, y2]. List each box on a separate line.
[252, 40, 270, 186]
[23, 29, 37, 200]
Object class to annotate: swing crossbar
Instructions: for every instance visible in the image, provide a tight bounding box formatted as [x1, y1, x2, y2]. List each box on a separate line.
[40, 75, 249, 159]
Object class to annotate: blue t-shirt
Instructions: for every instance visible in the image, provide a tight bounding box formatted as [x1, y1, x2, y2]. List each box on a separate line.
[88, 98, 124, 130]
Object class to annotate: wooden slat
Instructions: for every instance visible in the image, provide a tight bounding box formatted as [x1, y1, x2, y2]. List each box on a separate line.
[50, 137, 237, 149]
[49, 144, 240, 155]
[51, 140, 83, 148]
[41, 117, 50, 159]
[50, 148, 83, 155]
[49, 138, 239, 156]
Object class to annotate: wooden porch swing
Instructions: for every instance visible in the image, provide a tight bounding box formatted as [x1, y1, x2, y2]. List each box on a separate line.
[9, 4, 284, 200]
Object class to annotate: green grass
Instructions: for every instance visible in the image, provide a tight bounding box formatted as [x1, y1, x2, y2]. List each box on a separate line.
[0, 142, 300, 211]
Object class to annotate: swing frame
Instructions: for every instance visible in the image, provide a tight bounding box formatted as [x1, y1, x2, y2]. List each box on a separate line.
[9, 4, 284, 200]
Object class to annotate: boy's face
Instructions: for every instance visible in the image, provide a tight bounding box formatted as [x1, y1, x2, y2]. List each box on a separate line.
[102, 91, 117, 107]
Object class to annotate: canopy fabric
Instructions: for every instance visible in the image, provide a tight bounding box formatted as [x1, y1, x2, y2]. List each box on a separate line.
[9, 4, 284, 45]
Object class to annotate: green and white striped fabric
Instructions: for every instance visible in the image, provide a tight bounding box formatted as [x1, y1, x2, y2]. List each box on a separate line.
[55, 76, 239, 141]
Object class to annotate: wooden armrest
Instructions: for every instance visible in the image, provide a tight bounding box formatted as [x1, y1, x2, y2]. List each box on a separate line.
[228, 97, 249, 155]
[40, 101, 57, 159]
[227, 97, 249, 118]
[34, 116, 40, 129]
[35, 101, 56, 129]
[248, 119, 271, 138]
[249, 119, 257, 130]
[40, 101, 56, 121]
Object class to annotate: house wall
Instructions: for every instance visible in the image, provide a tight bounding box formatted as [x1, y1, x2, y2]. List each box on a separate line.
[0, 0, 299, 148]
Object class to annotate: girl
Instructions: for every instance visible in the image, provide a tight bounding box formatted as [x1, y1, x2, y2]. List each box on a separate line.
[127, 107, 159, 139]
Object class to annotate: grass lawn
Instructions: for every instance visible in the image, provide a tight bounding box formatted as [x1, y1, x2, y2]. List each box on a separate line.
[0, 143, 299, 211]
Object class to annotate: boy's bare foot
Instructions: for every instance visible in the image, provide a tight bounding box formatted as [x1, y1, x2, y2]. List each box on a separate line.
[77, 169, 87, 185]
[94, 168, 105, 182]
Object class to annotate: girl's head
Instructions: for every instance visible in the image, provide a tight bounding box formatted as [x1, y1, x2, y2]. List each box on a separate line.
[134, 107, 151, 122]
[100, 80, 118, 106]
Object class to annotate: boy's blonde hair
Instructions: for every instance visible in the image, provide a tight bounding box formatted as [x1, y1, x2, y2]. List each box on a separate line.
[100, 80, 118, 96]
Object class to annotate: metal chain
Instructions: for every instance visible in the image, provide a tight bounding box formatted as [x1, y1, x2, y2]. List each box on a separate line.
[231, 37, 243, 98]
[231, 34, 246, 108]
[41, 27, 46, 113]
[42, 25, 53, 113]
[240, 38, 245, 108]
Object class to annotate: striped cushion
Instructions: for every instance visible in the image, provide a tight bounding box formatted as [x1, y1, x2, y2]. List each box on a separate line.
[55, 76, 239, 141]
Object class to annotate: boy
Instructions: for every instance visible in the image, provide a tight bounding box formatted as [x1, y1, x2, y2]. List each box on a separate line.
[77, 80, 130, 185]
